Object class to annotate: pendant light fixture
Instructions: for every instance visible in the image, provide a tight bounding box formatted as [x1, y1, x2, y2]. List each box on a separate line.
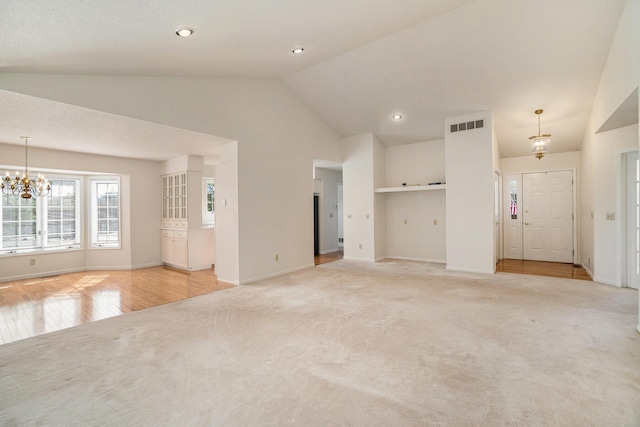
[529, 109, 550, 160]
[1, 136, 50, 199]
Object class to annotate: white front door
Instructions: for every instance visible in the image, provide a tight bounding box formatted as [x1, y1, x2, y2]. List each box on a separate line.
[523, 171, 573, 263]
[626, 152, 639, 289]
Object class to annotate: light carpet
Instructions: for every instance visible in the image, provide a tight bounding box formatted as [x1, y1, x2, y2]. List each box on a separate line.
[0, 259, 639, 426]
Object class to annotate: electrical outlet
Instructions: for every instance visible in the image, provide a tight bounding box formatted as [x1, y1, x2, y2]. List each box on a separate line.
[433, 219, 437, 225]
[29, 259, 36, 266]
[404, 219, 408, 224]
[605, 212, 615, 220]
[275, 254, 279, 261]
[329, 213, 333, 218]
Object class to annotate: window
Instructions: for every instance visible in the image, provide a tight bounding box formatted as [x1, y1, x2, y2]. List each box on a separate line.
[202, 178, 215, 225]
[0, 177, 81, 254]
[47, 179, 80, 247]
[2, 194, 37, 250]
[206, 181, 215, 214]
[91, 178, 120, 248]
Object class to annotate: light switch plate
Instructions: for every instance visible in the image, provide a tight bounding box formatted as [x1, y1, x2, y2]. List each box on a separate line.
[605, 212, 615, 220]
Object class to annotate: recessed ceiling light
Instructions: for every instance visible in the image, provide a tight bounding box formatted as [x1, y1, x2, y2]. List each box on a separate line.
[292, 48, 304, 54]
[176, 27, 194, 37]
[392, 114, 402, 120]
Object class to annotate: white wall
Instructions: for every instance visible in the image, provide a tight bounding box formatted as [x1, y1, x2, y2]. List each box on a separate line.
[0, 143, 161, 281]
[215, 142, 240, 284]
[0, 75, 343, 285]
[373, 135, 386, 260]
[314, 167, 342, 254]
[384, 140, 446, 262]
[594, 125, 638, 285]
[342, 133, 377, 261]
[576, 0, 639, 330]
[501, 152, 580, 174]
[445, 112, 496, 274]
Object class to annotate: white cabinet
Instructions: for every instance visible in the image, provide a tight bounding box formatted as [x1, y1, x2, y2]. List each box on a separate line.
[162, 228, 214, 270]
[161, 168, 215, 271]
[162, 172, 188, 229]
[161, 229, 189, 269]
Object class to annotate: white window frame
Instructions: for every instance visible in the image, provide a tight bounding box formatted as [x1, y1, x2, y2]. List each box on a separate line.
[90, 177, 121, 249]
[202, 177, 215, 226]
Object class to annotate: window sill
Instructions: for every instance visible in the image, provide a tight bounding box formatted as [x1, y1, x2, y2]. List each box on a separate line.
[0, 245, 83, 257]
[89, 245, 121, 250]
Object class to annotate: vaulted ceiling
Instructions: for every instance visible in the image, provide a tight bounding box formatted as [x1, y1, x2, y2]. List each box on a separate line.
[0, 0, 627, 161]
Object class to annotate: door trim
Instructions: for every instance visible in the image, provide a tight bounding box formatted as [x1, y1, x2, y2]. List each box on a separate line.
[503, 168, 577, 264]
[619, 149, 639, 288]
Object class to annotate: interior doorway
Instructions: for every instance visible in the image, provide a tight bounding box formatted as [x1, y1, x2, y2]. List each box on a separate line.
[313, 195, 320, 256]
[624, 151, 639, 289]
[312, 160, 344, 265]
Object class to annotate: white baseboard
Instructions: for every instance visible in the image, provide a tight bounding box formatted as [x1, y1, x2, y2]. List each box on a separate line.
[130, 262, 165, 270]
[1, 262, 165, 283]
[580, 263, 594, 279]
[239, 263, 315, 285]
[385, 256, 446, 264]
[1, 267, 87, 283]
[342, 256, 375, 262]
[592, 275, 618, 286]
[446, 266, 495, 275]
[86, 265, 134, 271]
[319, 248, 339, 255]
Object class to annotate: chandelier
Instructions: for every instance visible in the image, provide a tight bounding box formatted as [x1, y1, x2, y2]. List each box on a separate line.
[1, 136, 50, 199]
[529, 109, 551, 160]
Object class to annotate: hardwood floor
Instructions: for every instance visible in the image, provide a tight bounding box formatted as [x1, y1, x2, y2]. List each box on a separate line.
[0, 267, 234, 345]
[314, 249, 344, 266]
[496, 259, 592, 281]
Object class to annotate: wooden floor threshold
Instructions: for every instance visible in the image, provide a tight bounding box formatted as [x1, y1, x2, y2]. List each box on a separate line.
[496, 259, 592, 281]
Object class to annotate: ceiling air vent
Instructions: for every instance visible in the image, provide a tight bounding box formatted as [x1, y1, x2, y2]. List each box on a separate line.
[450, 119, 484, 133]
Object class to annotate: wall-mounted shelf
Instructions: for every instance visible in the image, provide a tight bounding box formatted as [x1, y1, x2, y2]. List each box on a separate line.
[375, 184, 446, 193]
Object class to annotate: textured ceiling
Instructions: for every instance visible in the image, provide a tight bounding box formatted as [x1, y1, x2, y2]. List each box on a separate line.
[0, 90, 232, 165]
[0, 0, 628, 162]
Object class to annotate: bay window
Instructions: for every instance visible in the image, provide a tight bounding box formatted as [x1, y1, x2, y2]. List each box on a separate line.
[0, 178, 81, 253]
[91, 178, 120, 248]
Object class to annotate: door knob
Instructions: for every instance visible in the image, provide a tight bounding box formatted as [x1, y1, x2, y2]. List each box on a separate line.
[524, 222, 529, 225]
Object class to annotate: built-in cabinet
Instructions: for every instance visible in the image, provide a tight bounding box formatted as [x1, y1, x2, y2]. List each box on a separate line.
[161, 167, 215, 271]
[161, 229, 189, 268]
[162, 172, 188, 229]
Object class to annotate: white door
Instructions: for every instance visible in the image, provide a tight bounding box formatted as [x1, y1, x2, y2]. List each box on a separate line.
[626, 152, 639, 289]
[523, 171, 573, 263]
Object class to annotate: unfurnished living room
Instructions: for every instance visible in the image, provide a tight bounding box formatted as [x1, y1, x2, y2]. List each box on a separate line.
[0, 0, 639, 425]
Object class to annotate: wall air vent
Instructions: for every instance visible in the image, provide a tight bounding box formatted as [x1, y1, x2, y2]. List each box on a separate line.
[450, 119, 484, 133]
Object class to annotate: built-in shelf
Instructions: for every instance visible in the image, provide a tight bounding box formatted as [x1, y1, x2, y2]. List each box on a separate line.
[375, 184, 446, 193]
